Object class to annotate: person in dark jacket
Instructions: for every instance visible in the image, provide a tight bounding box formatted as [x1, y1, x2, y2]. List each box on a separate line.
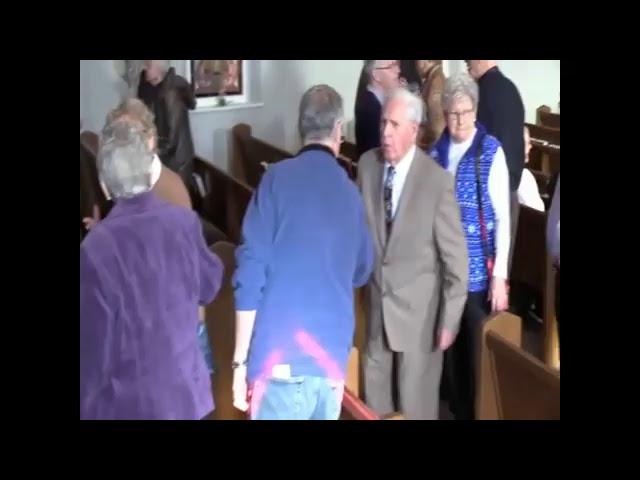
[138, 60, 197, 193]
[466, 61, 525, 192]
[467, 60, 525, 271]
[399, 60, 421, 92]
[355, 60, 400, 159]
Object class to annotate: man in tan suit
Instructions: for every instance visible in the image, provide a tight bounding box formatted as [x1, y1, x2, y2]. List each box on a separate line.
[358, 88, 468, 420]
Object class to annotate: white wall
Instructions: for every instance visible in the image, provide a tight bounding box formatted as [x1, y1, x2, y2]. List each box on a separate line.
[177, 60, 363, 167]
[79, 60, 128, 133]
[79, 60, 559, 172]
[499, 60, 560, 122]
[445, 60, 560, 123]
[79, 60, 363, 171]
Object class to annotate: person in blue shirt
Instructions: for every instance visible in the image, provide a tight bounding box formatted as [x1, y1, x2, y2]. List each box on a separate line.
[231, 84, 375, 420]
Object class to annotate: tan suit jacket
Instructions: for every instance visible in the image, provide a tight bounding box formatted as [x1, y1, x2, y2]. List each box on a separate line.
[357, 147, 468, 352]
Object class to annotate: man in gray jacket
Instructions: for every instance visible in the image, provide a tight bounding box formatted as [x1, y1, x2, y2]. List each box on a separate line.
[357, 88, 468, 420]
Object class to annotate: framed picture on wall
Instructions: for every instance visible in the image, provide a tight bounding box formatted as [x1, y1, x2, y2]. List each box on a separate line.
[186, 60, 247, 108]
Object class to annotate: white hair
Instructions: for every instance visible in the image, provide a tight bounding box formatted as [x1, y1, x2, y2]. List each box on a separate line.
[99, 120, 154, 199]
[384, 88, 424, 124]
[442, 73, 479, 111]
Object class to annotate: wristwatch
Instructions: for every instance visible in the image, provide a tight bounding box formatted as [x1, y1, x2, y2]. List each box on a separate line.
[231, 359, 248, 369]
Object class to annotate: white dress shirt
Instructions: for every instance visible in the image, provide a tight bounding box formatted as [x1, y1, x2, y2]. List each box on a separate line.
[382, 144, 417, 219]
[150, 154, 162, 187]
[445, 130, 511, 280]
[518, 168, 545, 212]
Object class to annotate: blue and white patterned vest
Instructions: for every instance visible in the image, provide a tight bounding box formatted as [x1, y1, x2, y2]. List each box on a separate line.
[430, 124, 499, 292]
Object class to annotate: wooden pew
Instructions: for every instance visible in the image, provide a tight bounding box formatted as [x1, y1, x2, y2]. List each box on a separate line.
[231, 123, 293, 188]
[476, 312, 522, 419]
[80, 139, 112, 241]
[206, 241, 246, 420]
[340, 140, 358, 163]
[80, 130, 100, 157]
[526, 122, 560, 147]
[510, 206, 560, 368]
[193, 156, 253, 244]
[535, 105, 552, 125]
[539, 110, 560, 129]
[528, 143, 560, 177]
[477, 312, 560, 420]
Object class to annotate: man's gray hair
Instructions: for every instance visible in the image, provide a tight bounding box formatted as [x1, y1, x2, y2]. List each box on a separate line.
[384, 88, 424, 124]
[442, 73, 479, 112]
[298, 84, 344, 144]
[98, 117, 154, 199]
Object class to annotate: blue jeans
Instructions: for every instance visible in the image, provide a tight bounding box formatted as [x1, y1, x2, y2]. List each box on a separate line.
[249, 376, 344, 420]
[197, 323, 215, 374]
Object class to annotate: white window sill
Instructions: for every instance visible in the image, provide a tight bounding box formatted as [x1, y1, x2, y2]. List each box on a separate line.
[190, 102, 264, 114]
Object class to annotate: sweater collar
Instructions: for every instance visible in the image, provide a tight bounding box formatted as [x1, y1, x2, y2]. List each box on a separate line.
[298, 143, 337, 158]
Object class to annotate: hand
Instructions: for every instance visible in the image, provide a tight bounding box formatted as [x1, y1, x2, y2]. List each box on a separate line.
[488, 277, 509, 312]
[437, 329, 456, 351]
[82, 204, 101, 231]
[232, 366, 249, 412]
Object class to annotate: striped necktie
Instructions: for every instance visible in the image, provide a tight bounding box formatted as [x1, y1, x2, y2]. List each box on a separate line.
[384, 165, 396, 235]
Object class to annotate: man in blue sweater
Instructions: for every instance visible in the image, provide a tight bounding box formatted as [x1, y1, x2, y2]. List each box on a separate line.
[231, 85, 375, 420]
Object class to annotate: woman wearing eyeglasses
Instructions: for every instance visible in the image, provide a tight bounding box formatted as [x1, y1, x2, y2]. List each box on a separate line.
[429, 72, 511, 421]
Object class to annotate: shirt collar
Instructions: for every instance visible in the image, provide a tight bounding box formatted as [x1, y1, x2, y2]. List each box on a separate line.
[479, 66, 500, 83]
[150, 154, 162, 187]
[386, 144, 416, 175]
[298, 143, 336, 158]
[367, 85, 385, 106]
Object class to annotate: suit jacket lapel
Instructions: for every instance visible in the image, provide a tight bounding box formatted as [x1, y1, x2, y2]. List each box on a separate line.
[386, 148, 424, 254]
[371, 151, 387, 251]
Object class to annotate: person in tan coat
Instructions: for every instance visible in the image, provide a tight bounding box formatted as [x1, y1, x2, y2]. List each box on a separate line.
[358, 88, 468, 420]
[416, 60, 446, 149]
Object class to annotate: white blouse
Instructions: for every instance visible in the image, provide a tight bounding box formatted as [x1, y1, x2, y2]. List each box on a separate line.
[518, 168, 545, 212]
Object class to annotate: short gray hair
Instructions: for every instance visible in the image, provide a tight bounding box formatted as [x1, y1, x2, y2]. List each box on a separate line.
[442, 73, 479, 112]
[298, 84, 344, 143]
[384, 88, 424, 124]
[99, 116, 154, 199]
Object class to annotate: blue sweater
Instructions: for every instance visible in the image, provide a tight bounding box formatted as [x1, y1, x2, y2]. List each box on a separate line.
[431, 123, 499, 292]
[233, 145, 375, 383]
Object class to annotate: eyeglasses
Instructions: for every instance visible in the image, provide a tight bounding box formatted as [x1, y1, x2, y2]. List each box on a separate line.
[446, 109, 475, 121]
[376, 61, 399, 70]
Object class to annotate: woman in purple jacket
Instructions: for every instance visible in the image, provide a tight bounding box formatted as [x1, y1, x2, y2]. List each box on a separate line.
[80, 112, 223, 420]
